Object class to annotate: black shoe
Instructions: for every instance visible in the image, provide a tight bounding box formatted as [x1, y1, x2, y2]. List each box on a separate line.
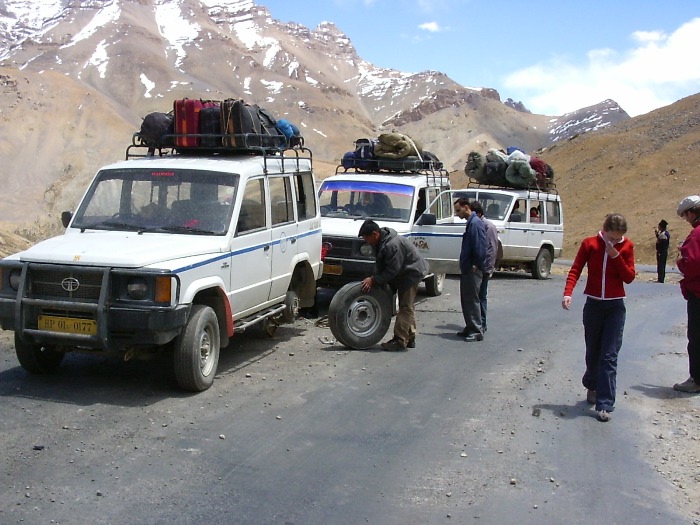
[456, 329, 469, 337]
[407, 337, 415, 348]
[464, 333, 483, 342]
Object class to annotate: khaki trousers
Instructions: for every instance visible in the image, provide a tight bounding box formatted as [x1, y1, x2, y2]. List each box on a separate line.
[394, 284, 418, 345]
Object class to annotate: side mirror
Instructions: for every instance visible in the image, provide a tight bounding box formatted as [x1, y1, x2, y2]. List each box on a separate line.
[416, 213, 436, 226]
[61, 211, 73, 228]
[509, 214, 521, 222]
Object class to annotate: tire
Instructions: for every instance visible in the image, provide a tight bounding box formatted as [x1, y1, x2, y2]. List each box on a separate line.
[15, 334, 64, 374]
[532, 248, 552, 279]
[174, 305, 220, 392]
[281, 290, 299, 323]
[424, 272, 445, 296]
[328, 282, 392, 350]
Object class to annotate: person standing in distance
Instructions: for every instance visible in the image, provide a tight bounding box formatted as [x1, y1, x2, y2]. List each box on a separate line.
[453, 198, 486, 342]
[358, 219, 428, 351]
[562, 213, 636, 422]
[654, 219, 670, 283]
[673, 195, 700, 393]
[471, 201, 498, 333]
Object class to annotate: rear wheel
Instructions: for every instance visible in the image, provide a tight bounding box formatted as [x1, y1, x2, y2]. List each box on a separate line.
[328, 282, 392, 349]
[424, 272, 445, 296]
[15, 334, 64, 374]
[174, 305, 220, 392]
[532, 248, 552, 279]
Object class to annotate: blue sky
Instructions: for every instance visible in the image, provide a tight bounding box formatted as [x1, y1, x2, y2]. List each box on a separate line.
[264, 0, 700, 117]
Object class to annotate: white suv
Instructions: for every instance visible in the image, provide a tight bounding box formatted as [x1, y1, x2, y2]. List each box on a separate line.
[0, 146, 322, 391]
[412, 185, 563, 279]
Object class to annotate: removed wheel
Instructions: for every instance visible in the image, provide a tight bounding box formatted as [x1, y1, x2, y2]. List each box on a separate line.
[424, 272, 445, 296]
[328, 282, 392, 349]
[532, 248, 552, 279]
[15, 334, 64, 374]
[174, 305, 220, 392]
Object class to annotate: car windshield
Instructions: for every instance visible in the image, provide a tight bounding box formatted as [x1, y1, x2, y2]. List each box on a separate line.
[318, 180, 414, 222]
[70, 168, 238, 235]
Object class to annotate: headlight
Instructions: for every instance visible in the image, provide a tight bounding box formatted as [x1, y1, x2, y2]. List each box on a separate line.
[126, 277, 148, 300]
[9, 269, 22, 291]
[360, 244, 373, 257]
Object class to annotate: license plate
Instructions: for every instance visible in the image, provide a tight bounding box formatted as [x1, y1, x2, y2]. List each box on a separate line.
[38, 315, 97, 336]
[323, 264, 343, 276]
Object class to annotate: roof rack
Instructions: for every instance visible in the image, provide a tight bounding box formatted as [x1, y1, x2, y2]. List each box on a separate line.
[126, 131, 304, 159]
[125, 132, 312, 175]
[334, 157, 450, 187]
[466, 178, 559, 197]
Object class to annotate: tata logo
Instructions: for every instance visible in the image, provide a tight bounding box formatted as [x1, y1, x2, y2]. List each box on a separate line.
[61, 277, 80, 292]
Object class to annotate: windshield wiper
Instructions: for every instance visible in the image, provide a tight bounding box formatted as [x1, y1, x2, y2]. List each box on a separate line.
[158, 225, 217, 235]
[82, 220, 144, 232]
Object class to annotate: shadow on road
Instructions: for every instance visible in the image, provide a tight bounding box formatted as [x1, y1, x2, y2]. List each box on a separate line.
[531, 400, 597, 420]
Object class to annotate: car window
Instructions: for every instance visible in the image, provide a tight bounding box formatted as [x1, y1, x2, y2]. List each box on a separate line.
[237, 178, 266, 234]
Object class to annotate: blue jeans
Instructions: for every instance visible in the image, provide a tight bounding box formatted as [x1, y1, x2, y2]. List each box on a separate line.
[582, 298, 626, 412]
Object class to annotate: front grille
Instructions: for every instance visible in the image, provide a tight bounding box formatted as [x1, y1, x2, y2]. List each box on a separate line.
[29, 266, 104, 302]
[323, 236, 373, 260]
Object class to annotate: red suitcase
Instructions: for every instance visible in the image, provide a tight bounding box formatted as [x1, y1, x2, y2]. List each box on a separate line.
[174, 99, 203, 147]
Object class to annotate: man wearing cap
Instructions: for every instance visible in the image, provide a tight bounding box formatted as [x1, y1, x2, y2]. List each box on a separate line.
[654, 219, 670, 283]
[359, 219, 428, 351]
[674, 195, 700, 393]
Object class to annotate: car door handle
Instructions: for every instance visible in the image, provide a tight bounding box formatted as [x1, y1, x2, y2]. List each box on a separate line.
[291, 238, 297, 244]
[264, 245, 270, 251]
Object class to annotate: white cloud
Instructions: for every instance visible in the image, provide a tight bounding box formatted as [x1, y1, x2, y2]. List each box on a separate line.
[419, 21, 441, 33]
[503, 17, 700, 117]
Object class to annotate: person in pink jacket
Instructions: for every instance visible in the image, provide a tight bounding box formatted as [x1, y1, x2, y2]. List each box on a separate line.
[673, 195, 700, 394]
[562, 214, 636, 422]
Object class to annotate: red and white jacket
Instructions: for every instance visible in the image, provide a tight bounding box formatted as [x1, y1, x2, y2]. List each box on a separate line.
[564, 232, 636, 299]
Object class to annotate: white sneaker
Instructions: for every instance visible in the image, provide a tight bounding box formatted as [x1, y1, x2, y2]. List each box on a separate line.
[597, 410, 611, 422]
[673, 377, 700, 393]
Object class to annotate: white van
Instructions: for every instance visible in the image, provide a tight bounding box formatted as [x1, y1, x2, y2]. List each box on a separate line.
[318, 160, 452, 295]
[412, 185, 564, 279]
[0, 143, 322, 391]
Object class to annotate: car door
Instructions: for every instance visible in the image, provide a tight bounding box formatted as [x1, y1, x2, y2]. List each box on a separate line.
[410, 189, 466, 274]
[268, 174, 297, 302]
[229, 177, 273, 317]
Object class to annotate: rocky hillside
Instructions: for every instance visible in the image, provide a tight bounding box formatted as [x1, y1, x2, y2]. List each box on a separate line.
[0, 0, 626, 225]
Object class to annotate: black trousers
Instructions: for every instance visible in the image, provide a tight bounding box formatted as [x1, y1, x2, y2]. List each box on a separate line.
[688, 292, 700, 382]
[656, 249, 668, 283]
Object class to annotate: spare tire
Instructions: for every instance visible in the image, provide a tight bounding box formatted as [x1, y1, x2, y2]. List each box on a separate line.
[328, 282, 393, 349]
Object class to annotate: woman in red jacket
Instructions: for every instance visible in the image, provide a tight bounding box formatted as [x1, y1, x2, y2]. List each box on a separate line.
[562, 214, 636, 422]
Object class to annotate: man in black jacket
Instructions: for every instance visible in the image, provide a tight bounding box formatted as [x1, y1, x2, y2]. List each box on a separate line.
[359, 220, 428, 351]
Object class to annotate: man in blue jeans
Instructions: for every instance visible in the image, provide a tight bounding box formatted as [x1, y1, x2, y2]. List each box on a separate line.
[453, 198, 486, 342]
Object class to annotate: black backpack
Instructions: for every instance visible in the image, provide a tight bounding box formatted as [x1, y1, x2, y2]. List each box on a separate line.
[139, 111, 174, 148]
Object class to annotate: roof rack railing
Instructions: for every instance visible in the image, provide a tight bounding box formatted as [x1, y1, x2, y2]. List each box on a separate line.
[334, 158, 450, 186]
[126, 132, 310, 173]
[466, 177, 558, 196]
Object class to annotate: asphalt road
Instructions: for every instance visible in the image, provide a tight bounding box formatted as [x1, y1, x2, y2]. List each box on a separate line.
[0, 272, 695, 525]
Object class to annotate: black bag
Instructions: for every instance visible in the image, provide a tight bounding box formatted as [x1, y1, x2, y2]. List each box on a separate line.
[200, 105, 222, 148]
[221, 99, 284, 149]
[422, 151, 443, 170]
[139, 111, 174, 148]
[354, 138, 377, 159]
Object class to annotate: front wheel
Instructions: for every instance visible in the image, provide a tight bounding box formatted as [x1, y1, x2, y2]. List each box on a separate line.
[532, 248, 552, 279]
[15, 334, 64, 374]
[328, 282, 392, 349]
[174, 305, 220, 392]
[424, 272, 445, 296]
